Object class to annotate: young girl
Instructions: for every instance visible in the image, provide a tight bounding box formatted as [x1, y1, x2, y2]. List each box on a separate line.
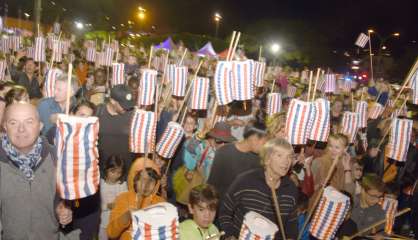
[99, 155, 127, 240]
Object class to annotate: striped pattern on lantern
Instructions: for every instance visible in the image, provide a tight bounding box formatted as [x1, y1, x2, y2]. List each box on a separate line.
[165, 64, 177, 84]
[111, 63, 125, 86]
[368, 103, 385, 119]
[310, 186, 350, 240]
[253, 61, 266, 87]
[231, 60, 254, 101]
[10, 35, 22, 51]
[411, 71, 418, 105]
[266, 93, 282, 116]
[138, 69, 158, 106]
[156, 122, 185, 159]
[340, 111, 360, 143]
[214, 61, 234, 105]
[44, 68, 62, 98]
[308, 98, 331, 142]
[287, 85, 297, 98]
[323, 74, 336, 93]
[129, 110, 157, 153]
[26, 46, 35, 59]
[386, 118, 413, 162]
[103, 47, 114, 67]
[381, 198, 398, 235]
[52, 40, 63, 63]
[355, 101, 368, 128]
[171, 66, 188, 97]
[131, 202, 179, 240]
[285, 99, 314, 145]
[0, 37, 10, 53]
[238, 211, 278, 240]
[56, 114, 100, 200]
[190, 77, 210, 110]
[34, 37, 46, 62]
[86, 48, 96, 62]
[0, 60, 7, 81]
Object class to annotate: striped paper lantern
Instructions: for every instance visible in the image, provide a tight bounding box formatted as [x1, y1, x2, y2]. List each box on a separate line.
[308, 98, 331, 142]
[34, 37, 46, 62]
[214, 61, 234, 105]
[238, 211, 278, 240]
[0, 37, 10, 53]
[411, 71, 418, 105]
[382, 198, 398, 235]
[323, 74, 336, 93]
[52, 40, 63, 63]
[26, 46, 35, 59]
[253, 61, 266, 87]
[190, 77, 210, 110]
[56, 114, 100, 200]
[368, 103, 385, 119]
[111, 63, 125, 86]
[47, 33, 58, 49]
[129, 109, 157, 153]
[287, 85, 297, 98]
[266, 93, 282, 116]
[340, 111, 360, 143]
[171, 66, 188, 97]
[156, 122, 185, 159]
[44, 68, 62, 98]
[285, 99, 314, 145]
[386, 118, 413, 162]
[86, 48, 96, 62]
[131, 202, 179, 240]
[103, 47, 114, 67]
[355, 101, 368, 128]
[0, 60, 7, 81]
[165, 64, 177, 84]
[10, 35, 22, 51]
[138, 69, 158, 106]
[231, 60, 254, 101]
[310, 186, 350, 240]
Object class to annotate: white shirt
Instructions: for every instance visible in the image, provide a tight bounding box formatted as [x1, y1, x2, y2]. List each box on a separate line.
[100, 179, 127, 228]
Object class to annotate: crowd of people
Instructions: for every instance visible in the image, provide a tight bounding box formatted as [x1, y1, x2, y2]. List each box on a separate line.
[0, 32, 417, 240]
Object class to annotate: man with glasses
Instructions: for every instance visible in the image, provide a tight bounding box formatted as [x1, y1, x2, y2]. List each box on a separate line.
[351, 174, 386, 232]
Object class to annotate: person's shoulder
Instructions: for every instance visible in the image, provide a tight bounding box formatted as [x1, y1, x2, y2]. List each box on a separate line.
[235, 168, 264, 184]
[180, 219, 196, 228]
[37, 97, 55, 108]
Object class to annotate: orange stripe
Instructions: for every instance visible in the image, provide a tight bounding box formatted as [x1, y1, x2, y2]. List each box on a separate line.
[312, 197, 328, 234]
[92, 121, 100, 191]
[73, 123, 82, 199]
[144, 223, 151, 240]
[323, 202, 343, 239]
[313, 102, 322, 139]
[285, 100, 295, 138]
[298, 104, 307, 143]
[171, 219, 177, 240]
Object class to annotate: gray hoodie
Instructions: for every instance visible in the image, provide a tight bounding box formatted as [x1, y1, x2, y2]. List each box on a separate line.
[0, 137, 60, 240]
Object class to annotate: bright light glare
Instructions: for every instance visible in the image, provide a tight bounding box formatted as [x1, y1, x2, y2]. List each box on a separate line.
[75, 21, 84, 29]
[271, 43, 281, 53]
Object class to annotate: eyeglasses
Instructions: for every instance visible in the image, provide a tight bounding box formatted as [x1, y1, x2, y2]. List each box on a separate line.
[365, 191, 383, 200]
[214, 139, 226, 144]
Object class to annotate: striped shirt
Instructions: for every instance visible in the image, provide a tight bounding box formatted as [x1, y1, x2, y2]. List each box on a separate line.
[218, 168, 299, 239]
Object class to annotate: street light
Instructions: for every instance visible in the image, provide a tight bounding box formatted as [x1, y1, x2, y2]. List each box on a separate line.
[271, 43, 281, 54]
[214, 12, 222, 37]
[138, 6, 146, 20]
[393, 32, 400, 37]
[75, 21, 84, 30]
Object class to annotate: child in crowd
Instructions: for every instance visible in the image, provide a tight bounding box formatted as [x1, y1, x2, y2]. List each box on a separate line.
[179, 184, 220, 240]
[99, 155, 127, 240]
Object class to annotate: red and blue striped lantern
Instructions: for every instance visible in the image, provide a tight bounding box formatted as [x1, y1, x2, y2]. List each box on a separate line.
[26, 46, 35, 59]
[340, 111, 360, 143]
[0, 37, 10, 53]
[131, 202, 179, 240]
[86, 47, 96, 62]
[44, 68, 62, 98]
[52, 40, 63, 63]
[10, 35, 22, 51]
[171, 66, 188, 97]
[138, 69, 158, 106]
[214, 61, 234, 105]
[238, 211, 278, 240]
[53, 22, 61, 35]
[381, 198, 398, 235]
[368, 103, 385, 119]
[111, 63, 125, 86]
[287, 85, 297, 98]
[310, 186, 350, 240]
[47, 33, 58, 50]
[410, 71, 418, 105]
[0, 60, 6, 81]
[253, 61, 266, 87]
[34, 37, 46, 62]
[165, 64, 176, 84]
[285, 99, 314, 145]
[232, 60, 254, 101]
[56, 114, 100, 200]
[386, 118, 413, 162]
[355, 101, 368, 128]
[156, 122, 185, 159]
[266, 93, 282, 116]
[62, 40, 71, 55]
[308, 98, 331, 142]
[190, 77, 210, 110]
[103, 47, 114, 67]
[323, 74, 336, 93]
[129, 109, 157, 153]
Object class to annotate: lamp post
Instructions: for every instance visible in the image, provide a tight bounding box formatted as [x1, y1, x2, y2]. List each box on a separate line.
[214, 12, 222, 38]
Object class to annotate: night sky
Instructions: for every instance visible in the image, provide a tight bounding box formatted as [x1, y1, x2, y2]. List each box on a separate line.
[6, 0, 418, 60]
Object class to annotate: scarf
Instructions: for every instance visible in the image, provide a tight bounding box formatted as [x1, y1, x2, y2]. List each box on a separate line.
[1, 135, 43, 181]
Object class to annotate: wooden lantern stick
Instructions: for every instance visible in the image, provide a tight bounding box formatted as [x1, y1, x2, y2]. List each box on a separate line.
[230, 32, 241, 61]
[178, 48, 188, 66]
[392, 58, 418, 104]
[307, 70, 313, 101]
[147, 45, 154, 69]
[312, 68, 321, 101]
[65, 63, 73, 115]
[271, 187, 287, 240]
[226, 31, 237, 61]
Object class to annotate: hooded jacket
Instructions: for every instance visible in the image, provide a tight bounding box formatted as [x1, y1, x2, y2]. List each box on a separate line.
[107, 157, 165, 240]
[0, 137, 60, 240]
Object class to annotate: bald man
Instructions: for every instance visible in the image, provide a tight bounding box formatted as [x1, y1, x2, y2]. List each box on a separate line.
[0, 103, 72, 239]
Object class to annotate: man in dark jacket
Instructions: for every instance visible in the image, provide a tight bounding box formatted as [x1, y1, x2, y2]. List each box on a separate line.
[0, 103, 72, 239]
[14, 58, 42, 99]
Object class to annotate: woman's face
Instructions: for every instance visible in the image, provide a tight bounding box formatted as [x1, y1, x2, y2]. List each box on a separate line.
[327, 137, 346, 158]
[135, 173, 157, 197]
[266, 147, 294, 178]
[352, 162, 363, 181]
[75, 106, 94, 117]
[183, 117, 196, 135]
